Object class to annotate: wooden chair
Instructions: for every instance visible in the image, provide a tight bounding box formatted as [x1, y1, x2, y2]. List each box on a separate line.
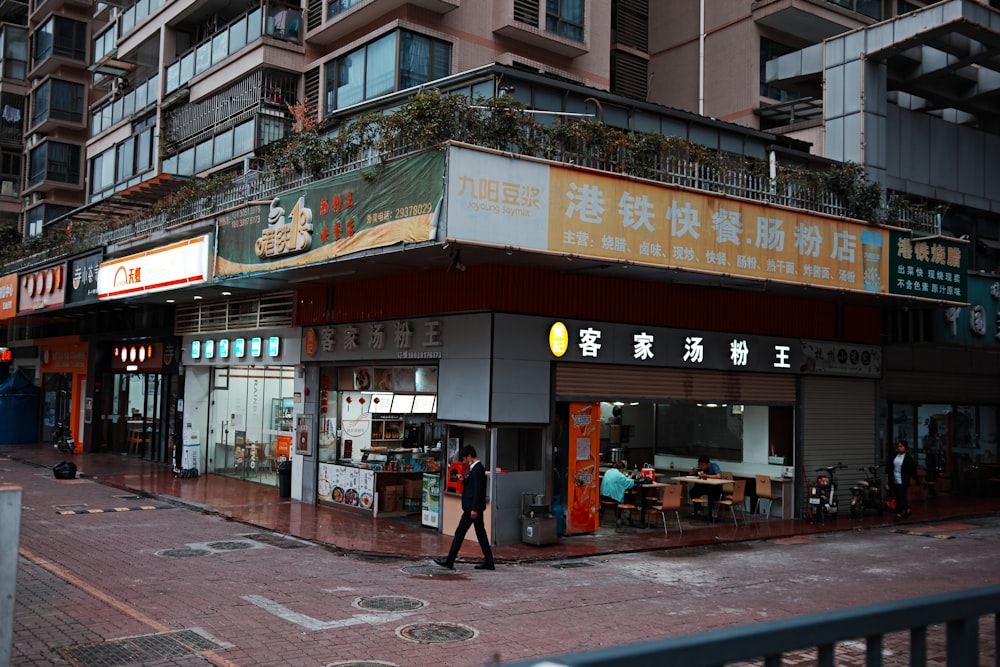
[650, 484, 683, 536]
[754, 474, 775, 518]
[718, 478, 747, 526]
[127, 429, 144, 456]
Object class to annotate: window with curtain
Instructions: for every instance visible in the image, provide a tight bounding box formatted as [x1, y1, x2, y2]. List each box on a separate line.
[546, 0, 584, 42]
[29, 141, 80, 185]
[326, 30, 451, 115]
[34, 17, 87, 63]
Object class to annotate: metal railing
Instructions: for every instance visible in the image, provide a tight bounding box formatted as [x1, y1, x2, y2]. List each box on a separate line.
[504, 584, 1000, 667]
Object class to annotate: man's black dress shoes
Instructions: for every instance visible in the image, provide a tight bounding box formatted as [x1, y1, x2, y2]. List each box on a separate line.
[474, 563, 495, 570]
[433, 557, 454, 569]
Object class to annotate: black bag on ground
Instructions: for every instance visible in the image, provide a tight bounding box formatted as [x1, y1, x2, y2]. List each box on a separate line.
[53, 460, 77, 480]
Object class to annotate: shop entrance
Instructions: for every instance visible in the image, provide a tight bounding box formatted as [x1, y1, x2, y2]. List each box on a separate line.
[41, 372, 73, 442]
[101, 372, 166, 459]
[207, 365, 294, 485]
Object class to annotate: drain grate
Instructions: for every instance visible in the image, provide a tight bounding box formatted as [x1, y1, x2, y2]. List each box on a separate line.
[205, 540, 256, 551]
[400, 564, 462, 576]
[398, 622, 477, 644]
[356, 596, 425, 612]
[243, 532, 310, 548]
[61, 629, 219, 666]
[548, 561, 595, 569]
[157, 547, 212, 558]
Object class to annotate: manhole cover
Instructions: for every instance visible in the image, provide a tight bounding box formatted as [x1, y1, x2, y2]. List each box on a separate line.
[548, 561, 594, 569]
[397, 622, 477, 644]
[206, 540, 255, 551]
[356, 596, 425, 612]
[157, 548, 212, 558]
[326, 662, 399, 667]
[61, 629, 219, 666]
[243, 533, 310, 549]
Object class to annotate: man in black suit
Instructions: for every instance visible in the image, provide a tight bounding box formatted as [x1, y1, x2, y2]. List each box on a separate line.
[434, 445, 495, 570]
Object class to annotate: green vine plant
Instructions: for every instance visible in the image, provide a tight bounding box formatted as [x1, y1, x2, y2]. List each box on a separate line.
[5, 90, 919, 264]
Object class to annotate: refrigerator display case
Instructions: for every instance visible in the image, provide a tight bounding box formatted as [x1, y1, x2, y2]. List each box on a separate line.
[422, 472, 441, 527]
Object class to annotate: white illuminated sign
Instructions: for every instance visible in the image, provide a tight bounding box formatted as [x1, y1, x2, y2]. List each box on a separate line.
[204, 340, 215, 359]
[267, 336, 280, 357]
[96, 235, 210, 300]
[218, 339, 229, 358]
[190, 341, 201, 359]
[250, 337, 262, 358]
[233, 338, 245, 358]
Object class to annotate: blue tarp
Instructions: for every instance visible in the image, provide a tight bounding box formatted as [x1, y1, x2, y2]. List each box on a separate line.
[0, 369, 40, 444]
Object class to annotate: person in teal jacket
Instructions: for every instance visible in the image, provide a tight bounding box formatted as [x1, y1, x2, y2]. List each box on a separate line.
[600, 461, 635, 503]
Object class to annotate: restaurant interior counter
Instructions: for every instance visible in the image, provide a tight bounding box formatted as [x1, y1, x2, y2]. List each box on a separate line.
[317, 447, 441, 515]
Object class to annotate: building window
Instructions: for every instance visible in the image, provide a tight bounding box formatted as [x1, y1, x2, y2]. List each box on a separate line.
[28, 141, 81, 186]
[31, 79, 84, 127]
[325, 30, 451, 114]
[760, 37, 795, 101]
[827, 0, 881, 20]
[25, 203, 74, 237]
[33, 16, 87, 65]
[2, 25, 28, 80]
[546, 0, 584, 42]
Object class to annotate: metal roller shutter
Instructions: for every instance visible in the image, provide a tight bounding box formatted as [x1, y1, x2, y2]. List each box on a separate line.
[555, 363, 795, 403]
[801, 377, 877, 507]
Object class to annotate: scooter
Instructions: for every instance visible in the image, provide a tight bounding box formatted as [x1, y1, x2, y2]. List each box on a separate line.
[807, 463, 847, 523]
[53, 421, 75, 455]
[849, 466, 885, 518]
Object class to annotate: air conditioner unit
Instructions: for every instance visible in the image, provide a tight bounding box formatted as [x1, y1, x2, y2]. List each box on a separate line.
[1, 180, 16, 197]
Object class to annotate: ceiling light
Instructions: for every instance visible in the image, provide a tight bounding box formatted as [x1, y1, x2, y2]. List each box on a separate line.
[221, 291, 232, 296]
[193, 295, 203, 300]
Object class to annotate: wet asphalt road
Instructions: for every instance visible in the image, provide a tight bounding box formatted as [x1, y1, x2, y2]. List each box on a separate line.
[5, 457, 999, 667]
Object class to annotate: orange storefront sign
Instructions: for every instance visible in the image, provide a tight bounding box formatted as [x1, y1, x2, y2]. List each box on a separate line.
[0, 273, 17, 320]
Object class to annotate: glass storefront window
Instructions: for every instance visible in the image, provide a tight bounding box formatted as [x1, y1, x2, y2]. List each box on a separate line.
[209, 365, 294, 484]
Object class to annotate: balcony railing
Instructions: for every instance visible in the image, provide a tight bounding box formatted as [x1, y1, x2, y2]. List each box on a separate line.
[504, 584, 1000, 667]
[91, 75, 159, 137]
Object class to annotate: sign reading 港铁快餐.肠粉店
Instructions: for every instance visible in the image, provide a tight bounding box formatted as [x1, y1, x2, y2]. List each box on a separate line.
[445, 145, 909, 298]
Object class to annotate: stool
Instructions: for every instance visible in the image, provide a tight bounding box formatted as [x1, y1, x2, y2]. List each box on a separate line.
[616, 503, 637, 527]
[600, 500, 618, 527]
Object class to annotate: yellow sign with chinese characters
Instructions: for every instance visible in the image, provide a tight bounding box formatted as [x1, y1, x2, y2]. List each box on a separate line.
[546, 165, 885, 293]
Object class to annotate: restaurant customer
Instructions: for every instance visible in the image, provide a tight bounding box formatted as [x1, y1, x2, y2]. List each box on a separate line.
[600, 461, 637, 526]
[689, 455, 722, 518]
[434, 445, 495, 571]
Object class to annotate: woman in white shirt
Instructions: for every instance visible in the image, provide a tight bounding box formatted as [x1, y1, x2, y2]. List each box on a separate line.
[887, 439, 920, 520]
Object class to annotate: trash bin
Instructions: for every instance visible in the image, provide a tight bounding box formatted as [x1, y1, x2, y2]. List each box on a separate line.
[277, 460, 292, 498]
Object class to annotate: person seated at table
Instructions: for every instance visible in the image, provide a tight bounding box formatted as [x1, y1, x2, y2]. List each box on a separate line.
[689, 455, 722, 518]
[600, 461, 636, 522]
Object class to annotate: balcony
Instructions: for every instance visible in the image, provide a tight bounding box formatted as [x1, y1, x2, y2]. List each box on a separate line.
[751, 0, 857, 43]
[493, 0, 588, 58]
[307, 0, 459, 47]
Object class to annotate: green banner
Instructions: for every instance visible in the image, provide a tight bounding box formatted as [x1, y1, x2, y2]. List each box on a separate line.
[216, 150, 445, 277]
[887, 230, 967, 303]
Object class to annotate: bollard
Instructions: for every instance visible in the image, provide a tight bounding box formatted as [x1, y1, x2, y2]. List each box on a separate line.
[1, 485, 23, 667]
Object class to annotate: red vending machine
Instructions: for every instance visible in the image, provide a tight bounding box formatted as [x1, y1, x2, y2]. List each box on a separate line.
[566, 402, 600, 534]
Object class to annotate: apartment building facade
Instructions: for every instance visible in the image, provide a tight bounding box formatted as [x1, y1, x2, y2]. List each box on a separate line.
[0, 0, 997, 543]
